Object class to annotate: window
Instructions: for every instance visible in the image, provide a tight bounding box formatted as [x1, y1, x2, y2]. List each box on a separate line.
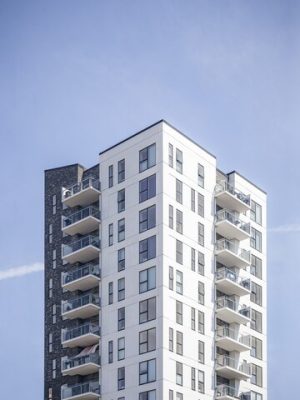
[117, 189, 125, 213]
[52, 359, 56, 379]
[139, 266, 156, 293]
[251, 309, 262, 333]
[118, 278, 125, 301]
[191, 367, 196, 390]
[250, 391, 263, 400]
[49, 224, 53, 244]
[108, 164, 113, 187]
[251, 201, 262, 225]
[176, 331, 183, 355]
[139, 297, 156, 324]
[139, 390, 156, 400]
[198, 340, 204, 363]
[251, 282, 262, 306]
[251, 228, 262, 252]
[108, 282, 113, 304]
[169, 143, 174, 167]
[176, 209, 183, 234]
[139, 205, 156, 233]
[52, 249, 56, 269]
[169, 390, 174, 400]
[52, 194, 56, 215]
[108, 223, 113, 246]
[176, 270, 183, 295]
[118, 248, 125, 271]
[191, 188, 195, 212]
[169, 205, 174, 229]
[169, 266, 174, 290]
[118, 366, 125, 390]
[198, 310, 204, 334]
[139, 358, 156, 384]
[52, 304, 56, 324]
[139, 236, 156, 263]
[139, 143, 156, 172]
[139, 327, 156, 354]
[198, 223, 204, 246]
[118, 219, 125, 242]
[108, 340, 113, 363]
[176, 362, 183, 386]
[49, 278, 53, 299]
[198, 163, 204, 188]
[118, 337, 125, 360]
[198, 370, 204, 393]
[176, 179, 183, 204]
[176, 148, 183, 173]
[251, 336, 263, 360]
[251, 364, 263, 387]
[191, 307, 195, 330]
[139, 174, 156, 203]
[169, 327, 174, 351]
[198, 281, 205, 305]
[176, 393, 183, 400]
[198, 252, 205, 275]
[251, 255, 262, 280]
[118, 307, 125, 331]
[176, 240, 183, 264]
[118, 159, 125, 183]
[176, 301, 183, 325]
[48, 333, 53, 353]
[197, 193, 204, 217]
[191, 248, 196, 271]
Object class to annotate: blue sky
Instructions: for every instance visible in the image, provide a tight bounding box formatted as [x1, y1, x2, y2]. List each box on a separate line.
[0, 0, 299, 398]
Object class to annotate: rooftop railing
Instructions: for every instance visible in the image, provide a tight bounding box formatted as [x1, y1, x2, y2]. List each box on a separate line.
[216, 209, 250, 234]
[62, 263, 100, 286]
[62, 235, 100, 257]
[62, 323, 100, 342]
[63, 206, 100, 228]
[61, 381, 100, 399]
[62, 293, 100, 314]
[215, 180, 250, 206]
[215, 239, 250, 263]
[63, 178, 100, 200]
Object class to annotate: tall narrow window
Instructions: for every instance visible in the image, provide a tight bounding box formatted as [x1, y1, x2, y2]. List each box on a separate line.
[251, 228, 262, 252]
[251, 336, 263, 360]
[139, 144, 156, 172]
[198, 223, 204, 246]
[52, 194, 57, 215]
[118, 366, 125, 390]
[191, 307, 196, 330]
[251, 282, 263, 306]
[108, 223, 113, 246]
[176, 179, 183, 204]
[191, 367, 196, 390]
[176, 148, 183, 174]
[251, 255, 262, 279]
[198, 340, 204, 363]
[118, 159, 125, 183]
[176, 240, 183, 265]
[169, 205, 174, 229]
[176, 362, 183, 386]
[198, 310, 204, 334]
[251, 364, 263, 387]
[118, 248, 125, 271]
[118, 307, 125, 331]
[108, 282, 113, 304]
[191, 248, 196, 271]
[198, 281, 205, 305]
[198, 164, 204, 188]
[169, 266, 174, 290]
[197, 193, 204, 217]
[198, 252, 205, 275]
[169, 327, 174, 351]
[118, 337, 125, 360]
[176, 331, 183, 355]
[191, 188, 195, 212]
[109, 164, 113, 188]
[176, 209, 183, 234]
[118, 278, 125, 301]
[118, 219, 125, 242]
[198, 370, 205, 393]
[251, 309, 262, 333]
[176, 301, 183, 325]
[251, 200, 262, 225]
[139, 174, 156, 203]
[139, 205, 156, 233]
[169, 143, 174, 167]
[108, 340, 113, 363]
[117, 189, 125, 213]
[176, 270, 183, 295]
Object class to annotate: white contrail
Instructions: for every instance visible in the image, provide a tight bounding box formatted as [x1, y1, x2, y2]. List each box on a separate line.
[0, 262, 44, 281]
[269, 224, 300, 233]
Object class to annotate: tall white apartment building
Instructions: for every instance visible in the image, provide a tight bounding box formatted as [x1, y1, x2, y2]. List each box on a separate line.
[44, 120, 267, 400]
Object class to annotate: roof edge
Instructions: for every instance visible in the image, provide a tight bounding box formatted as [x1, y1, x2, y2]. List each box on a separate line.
[44, 163, 85, 173]
[228, 170, 267, 195]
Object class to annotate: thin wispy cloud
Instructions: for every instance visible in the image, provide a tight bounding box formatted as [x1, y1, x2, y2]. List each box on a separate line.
[0, 262, 44, 281]
[269, 224, 300, 233]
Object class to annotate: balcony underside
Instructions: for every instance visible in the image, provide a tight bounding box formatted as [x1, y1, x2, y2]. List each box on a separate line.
[216, 307, 250, 325]
[216, 336, 251, 352]
[216, 278, 250, 297]
[62, 275, 100, 292]
[63, 187, 100, 208]
[215, 191, 250, 213]
[63, 246, 100, 264]
[216, 365, 250, 381]
[216, 395, 238, 400]
[215, 249, 250, 269]
[62, 362, 100, 377]
[215, 220, 250, 241]
[62, 333, 100, 349]
[63, 216, 100, 236]
[62, 304, 100, 320]
[63, 392, 100, 400]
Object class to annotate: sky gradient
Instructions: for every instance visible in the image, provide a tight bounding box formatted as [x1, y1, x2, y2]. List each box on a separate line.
[0, 1, 299, 398]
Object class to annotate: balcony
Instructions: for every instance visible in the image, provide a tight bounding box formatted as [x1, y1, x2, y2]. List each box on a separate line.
[216, 267, 251, 296]
[215, 239, 250, 269]
[215, 384, 239, 400]
[62, 263, 100, 292]
[62, 323, 100, 348]
[62, 178, 100, 208]
[215, 181, 251, 213]
[216, 326, 251, 352]
[216, 354, 251, 380]
[62, 235, 100, 264]
[216, 297, 250, 325]
[61, 381, 100, 400]
[215, 210, 250, 241]
[62, 348, 100, 376]
[62, 207, 100, 236]
[62, 294, 100, 320]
